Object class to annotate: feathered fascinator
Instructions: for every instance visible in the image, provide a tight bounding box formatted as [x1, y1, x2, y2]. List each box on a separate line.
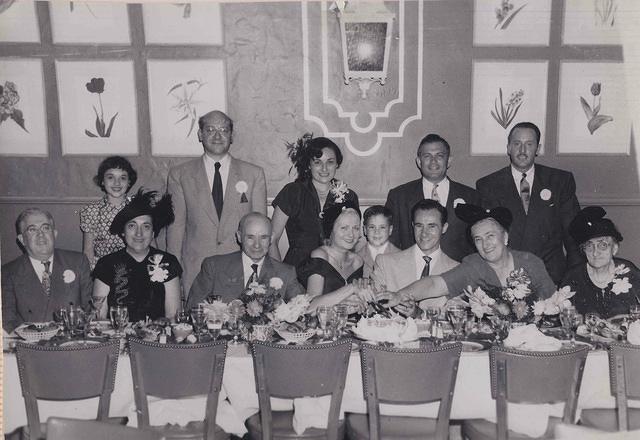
[455, 203, 513, 231]
[286, 132, 314, 173]
[569, 206, 622, 245]
[320, 201, 361, 240]
[109, 188, 174, 237]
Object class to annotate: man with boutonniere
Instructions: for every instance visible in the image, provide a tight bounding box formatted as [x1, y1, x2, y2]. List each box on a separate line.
[2, 208, 92, 333]
[166, 110, 267, 298]
[476, 121, 582, 284]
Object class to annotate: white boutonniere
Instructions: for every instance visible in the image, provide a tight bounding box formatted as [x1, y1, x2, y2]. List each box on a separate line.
[330, 180, 349, 203]
[147, 254, 169, 283]
[453, 198, 465, 208]
[611, 264, 632, 295]
[540, 188, 552, 201]
[269, 277, 284, 290]
[63, 270, 76, 283]
[236, 181, 249, 203]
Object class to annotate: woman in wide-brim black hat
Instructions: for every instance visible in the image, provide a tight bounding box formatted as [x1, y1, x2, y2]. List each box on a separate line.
[560, 206, 640, 318]
[92, 189, 182, 323]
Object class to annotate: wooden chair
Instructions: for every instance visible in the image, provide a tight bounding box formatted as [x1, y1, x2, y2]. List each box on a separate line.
[580, 342, 640, 431]
[346, 342, 463, 440]
[14, 340, 121, 440]
[46, 417, 165, 440]
[128, 337, 228, 440]
[461, 345, 589, 440]
[246, 339, 352, 440]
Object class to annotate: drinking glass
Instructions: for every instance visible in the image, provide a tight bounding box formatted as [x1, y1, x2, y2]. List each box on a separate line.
[630, 305, 640, 322]
[62, 307, 86, 337]
[206, 312, 224, 341]
[175, 308, 190, 324]
[585, 312, 600, 340]
[109, 306, 129, 338]
[446, 305, 467, 341]
[206, 294, 222, 304]
[190, 306, 207, 337]
[332, 304, 349, 340]
[560, 306, 577, 346]
[317, 306, 334, 341]
[228, 300, 245, 344]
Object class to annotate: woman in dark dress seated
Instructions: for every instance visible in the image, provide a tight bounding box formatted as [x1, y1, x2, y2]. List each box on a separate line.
[270, 134, 359, 266]
[297, 202, 370, 312]
[561, 206, 640, 318]
[92, 189, 182, 322]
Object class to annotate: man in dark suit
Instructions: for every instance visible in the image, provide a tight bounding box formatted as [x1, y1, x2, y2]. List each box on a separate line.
[476, 121, 581, 284]
[167, 110, 267, 296]
[386, 133, 481, 262]
[2, 208, 92, 333]
[187, 213, 304, 306]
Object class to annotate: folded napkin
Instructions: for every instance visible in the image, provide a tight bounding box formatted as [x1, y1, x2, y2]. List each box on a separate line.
[292, 396, 344, 435]
[626, 321, 640, 345]
[503, 324, 562, 351]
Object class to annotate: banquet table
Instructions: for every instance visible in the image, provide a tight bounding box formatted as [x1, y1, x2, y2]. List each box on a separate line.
[2, 342, 631, 437]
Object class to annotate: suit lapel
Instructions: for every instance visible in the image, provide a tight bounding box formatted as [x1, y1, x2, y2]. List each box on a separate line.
[50, 251, 66, 305]
[220, 157, 240, 234]
[192, 158, 218, 225]
[19, 255, 47, 298]
[225, 252, 245, 289]
[528, 165, 546, 214]
[258, 257, 274, 285]
[500, 168, 526, 216]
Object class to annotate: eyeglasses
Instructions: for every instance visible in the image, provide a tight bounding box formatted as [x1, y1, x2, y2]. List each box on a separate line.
[23, 223, 53, 236]
[201, 126, 231, 136]
[581, 239, 612, 253]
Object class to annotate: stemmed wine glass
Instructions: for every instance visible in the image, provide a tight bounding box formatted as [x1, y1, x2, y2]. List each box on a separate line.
[227, 300, 245, 344]
[446, 305, 467, 341]
[109, 305, 128, 338]
[190, 305, 207, 339]
[317, 306, 334, 341]
[560, 306, 578, 346]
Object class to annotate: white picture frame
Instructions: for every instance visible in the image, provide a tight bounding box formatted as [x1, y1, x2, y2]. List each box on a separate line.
[142, 2, 223, 45]
[49, 1, 130, 44]
[473, 0, 552, 46]
[0, 0, 40, 43]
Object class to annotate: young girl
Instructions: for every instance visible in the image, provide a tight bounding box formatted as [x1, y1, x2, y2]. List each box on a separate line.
[80, 156, 138, 269]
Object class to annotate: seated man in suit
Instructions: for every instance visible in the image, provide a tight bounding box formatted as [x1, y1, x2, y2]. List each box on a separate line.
[385, 133, 480, 262]
[356, 205, 400, 278]
[187, 212, 304, 306]
[2, 208, 92, 333]
[372, 199, 458, 310]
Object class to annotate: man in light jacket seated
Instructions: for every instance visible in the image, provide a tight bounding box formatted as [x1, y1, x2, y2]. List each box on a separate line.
[187, 212, 304, 306]
[2, 208, 92, 333]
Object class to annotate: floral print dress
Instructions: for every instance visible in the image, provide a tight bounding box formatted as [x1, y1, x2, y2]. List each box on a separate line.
[79, 197, 129, 268]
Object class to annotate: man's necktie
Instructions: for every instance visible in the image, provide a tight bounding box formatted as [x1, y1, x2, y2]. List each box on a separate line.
[420, 255, 432, 278]
[246, 263, 259, 288]
[41, 260, 51, 295]
[212, 162, 223, 220]
[520, 173, 530, 214]
[431, 184, 440, 203]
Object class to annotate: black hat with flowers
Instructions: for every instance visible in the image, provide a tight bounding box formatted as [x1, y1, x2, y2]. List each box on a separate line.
[109, 188, 174, 237]
[455, 203, 513, 231]
[569, 206, 622, 245]
[320, 201, 361, 240]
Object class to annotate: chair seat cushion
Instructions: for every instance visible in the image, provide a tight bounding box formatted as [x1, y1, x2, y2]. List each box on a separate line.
[580, 408, 640, 432]
[246, 410, 345, 439]
[150, 421, 229, 439]
[461, 416, 563, 439]
[346, 413, 439, 440]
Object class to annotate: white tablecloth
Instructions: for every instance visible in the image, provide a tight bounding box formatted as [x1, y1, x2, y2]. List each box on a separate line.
[2, 345, 627, 436]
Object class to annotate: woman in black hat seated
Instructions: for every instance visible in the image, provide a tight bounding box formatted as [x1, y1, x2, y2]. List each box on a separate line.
[92, 189, 182, 322]
[386, 204, 556, 306]
[560, 207, 640, 318]
[296, 201, 371, 311]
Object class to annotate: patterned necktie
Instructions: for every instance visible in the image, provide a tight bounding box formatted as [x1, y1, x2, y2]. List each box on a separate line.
[420, 256, 432, 278]
[212, 162, 223, 220]
[431, 184, 440, 203]
[246, 263, 259, 288]
[520, 172, 530, 214]
[41, 260, 51, 295]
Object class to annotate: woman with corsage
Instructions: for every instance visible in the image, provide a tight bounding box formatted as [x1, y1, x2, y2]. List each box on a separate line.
[92, 189, 182, 322]
[561, 206, 640, 318]
[270, 134, 359, 266]
[385, 204, 556, 307]
[297, 202, 372, 312]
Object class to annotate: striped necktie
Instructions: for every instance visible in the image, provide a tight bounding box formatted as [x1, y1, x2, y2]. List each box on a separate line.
[520, 173, 530, 213]
[431, 184, 440, 203]
[41, 260, 51, 295]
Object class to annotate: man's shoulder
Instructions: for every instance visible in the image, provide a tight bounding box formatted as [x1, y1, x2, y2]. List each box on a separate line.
[476, 167, 509, 187]
[231, 156, 265, 174]
[169, 157, 202, 174]
[535, 164, 574, 181]
[448, 179, 479, 197]
[203, 251, 242, 266]
[55, 249, 88, 264]
[265, 256, 296, 277]
[2, 254, 27, 273]
[387, 179, 421, 199]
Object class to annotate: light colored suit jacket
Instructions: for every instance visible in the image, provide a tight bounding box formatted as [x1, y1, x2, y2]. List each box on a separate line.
[372, 245, 458, 309]
[2, 249, 92, 333]
[356, 242, 400, 279]
[166, 155, 267, 295]
[187, 251, 304, 307]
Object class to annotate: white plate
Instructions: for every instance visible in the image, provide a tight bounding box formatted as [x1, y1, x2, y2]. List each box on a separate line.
[59, 340, 102, 347]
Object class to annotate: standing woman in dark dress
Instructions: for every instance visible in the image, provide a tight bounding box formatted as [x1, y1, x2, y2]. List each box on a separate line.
[270, 134, 359, 266]
[92, 189, 182, 322]
[561, 206, 640, 318]
[297, 202, 371, 312]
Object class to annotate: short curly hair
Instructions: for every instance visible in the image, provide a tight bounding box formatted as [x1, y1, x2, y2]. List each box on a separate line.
[93, 156, 138, 193]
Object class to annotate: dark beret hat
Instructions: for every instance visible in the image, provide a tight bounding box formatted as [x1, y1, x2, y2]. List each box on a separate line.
[569, 206, 622, 245]
[455, 203, 513, 231]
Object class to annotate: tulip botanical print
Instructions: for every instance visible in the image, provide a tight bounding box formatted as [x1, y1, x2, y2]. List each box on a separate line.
[85, 77, 118, 138]
[0, 81, 27, 132]
[580, 82, 613, 135]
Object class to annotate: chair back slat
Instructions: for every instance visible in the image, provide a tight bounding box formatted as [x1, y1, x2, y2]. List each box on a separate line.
[361, 342, 462, 404]
[609, 342, 640, 400]
[128, 337, 227, 399]
[489, 345, 589, 404]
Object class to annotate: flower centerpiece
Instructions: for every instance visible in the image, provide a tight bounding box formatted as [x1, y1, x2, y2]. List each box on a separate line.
[533, 286, 576, 320]
[237, 277, 285, 340]
[272, 295, 317, 343]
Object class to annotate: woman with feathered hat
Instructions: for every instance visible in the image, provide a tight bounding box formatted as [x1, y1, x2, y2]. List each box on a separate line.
[92, 189, 182, 322]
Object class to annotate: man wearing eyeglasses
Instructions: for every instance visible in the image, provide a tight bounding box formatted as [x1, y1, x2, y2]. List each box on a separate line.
[2, 208, 92, 333]
[167, 110, 267, 298]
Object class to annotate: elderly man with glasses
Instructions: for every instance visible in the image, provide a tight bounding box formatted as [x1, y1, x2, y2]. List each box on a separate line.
[2, 208, 92, 333]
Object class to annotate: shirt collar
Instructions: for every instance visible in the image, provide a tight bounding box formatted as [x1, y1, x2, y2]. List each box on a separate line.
[367, 242, 388, 259]
[203, 152, 231, 168]
[511, 164, 535, 181]
[242, 252, 265, 272]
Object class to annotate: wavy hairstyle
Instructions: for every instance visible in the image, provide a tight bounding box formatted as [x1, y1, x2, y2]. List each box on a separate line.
[286, 134, 343, 182]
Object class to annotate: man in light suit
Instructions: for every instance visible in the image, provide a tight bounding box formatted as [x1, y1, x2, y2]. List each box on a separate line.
[2, 208, 92, 333]
[167, 110, 267, 296]
[187, 213, 304, 306]
[385, 133, 480, 262]
[372, 199, 458, 310]
[476, 121, 581, 284]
